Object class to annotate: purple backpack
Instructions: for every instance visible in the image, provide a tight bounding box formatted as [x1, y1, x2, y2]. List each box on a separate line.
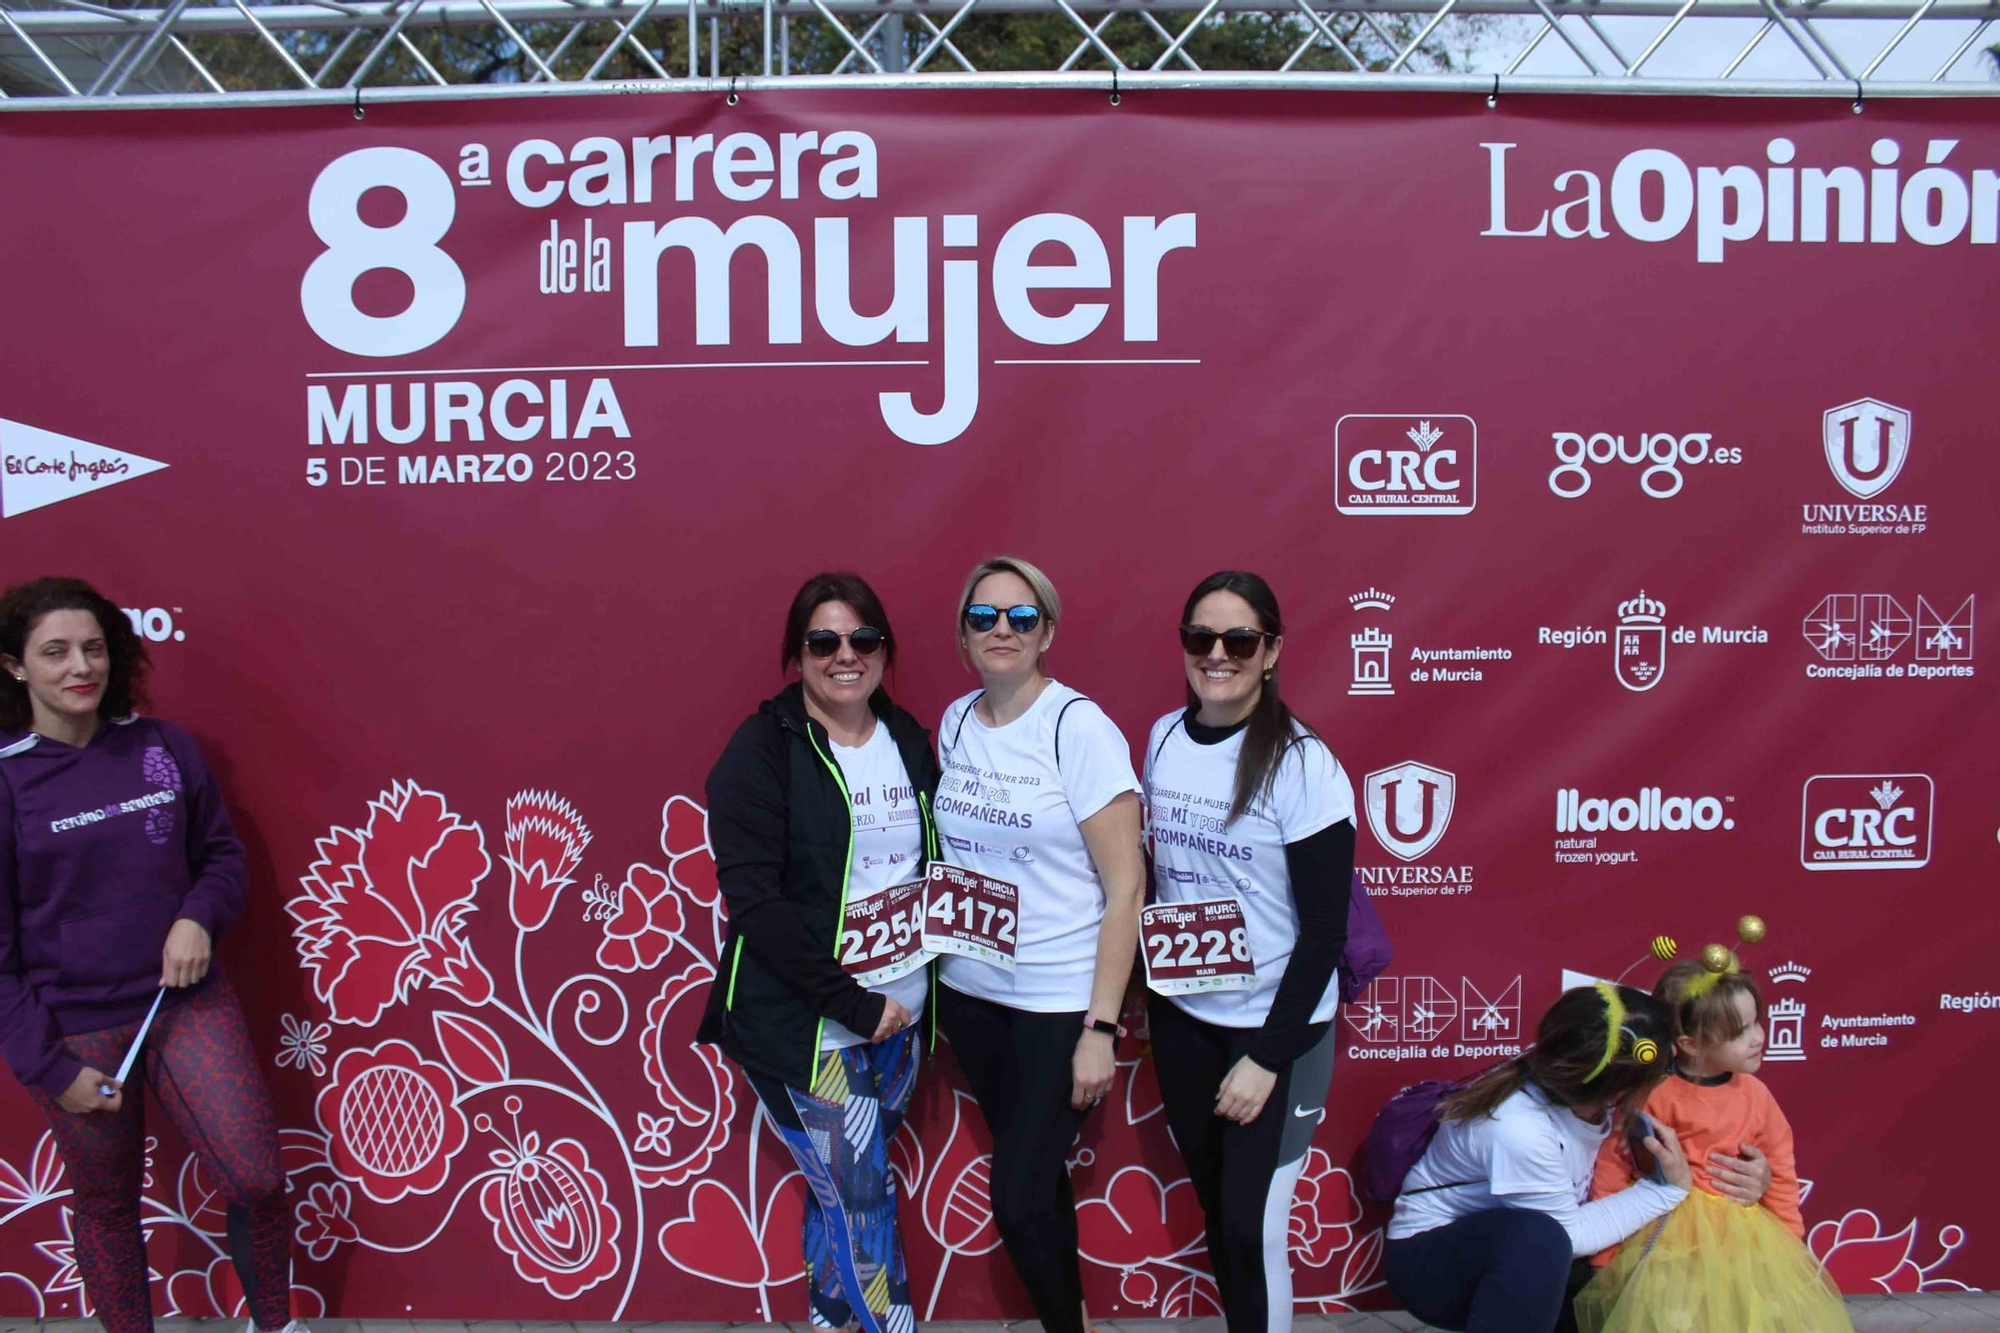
[1338, 870, 1392, 1002]
[1359, 1075, 1471, 1203]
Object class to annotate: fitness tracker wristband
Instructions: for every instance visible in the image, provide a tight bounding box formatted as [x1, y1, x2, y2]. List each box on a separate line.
[1083, 1017, 1125, 1038]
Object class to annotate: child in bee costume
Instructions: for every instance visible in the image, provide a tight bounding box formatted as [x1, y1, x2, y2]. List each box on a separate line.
[1576, 927, 1852, 1333]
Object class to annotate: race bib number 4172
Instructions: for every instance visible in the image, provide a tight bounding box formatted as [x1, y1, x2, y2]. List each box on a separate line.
[923, 862, 1019, 970]
[1140, 898, 1252, 995]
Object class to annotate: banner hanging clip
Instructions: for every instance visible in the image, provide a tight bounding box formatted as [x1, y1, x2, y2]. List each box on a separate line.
[1851, 80, 1864, 114]
[1487, 74, 1499, 109]
[727, 74, 740, 106]
[1110, 67, 1120, 107]
[352, 86, 364, 120]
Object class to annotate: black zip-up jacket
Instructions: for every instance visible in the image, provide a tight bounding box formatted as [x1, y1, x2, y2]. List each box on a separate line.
[697, 682, 943, 1090]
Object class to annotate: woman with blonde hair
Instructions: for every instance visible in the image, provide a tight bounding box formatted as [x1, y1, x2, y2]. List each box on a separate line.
[931, 556, 1144, 1333]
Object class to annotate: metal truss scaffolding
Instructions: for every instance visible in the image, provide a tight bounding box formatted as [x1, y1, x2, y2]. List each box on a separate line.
[1, 0, 1996, 105]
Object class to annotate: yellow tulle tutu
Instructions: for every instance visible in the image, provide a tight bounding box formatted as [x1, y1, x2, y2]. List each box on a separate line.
[1575, 1189, 1853, 1333]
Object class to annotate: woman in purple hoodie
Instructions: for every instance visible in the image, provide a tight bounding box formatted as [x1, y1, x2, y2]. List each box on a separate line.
[0, 577, 301, 1333]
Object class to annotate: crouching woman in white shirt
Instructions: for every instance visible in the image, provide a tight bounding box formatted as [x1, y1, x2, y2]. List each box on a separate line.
[1386, 983, 1690, 1333]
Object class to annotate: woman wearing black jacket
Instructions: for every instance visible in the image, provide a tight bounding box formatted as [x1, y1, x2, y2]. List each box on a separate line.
[698, 572, 941, 1333]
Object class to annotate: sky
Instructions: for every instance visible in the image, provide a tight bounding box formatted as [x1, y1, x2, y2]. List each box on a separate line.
[1459, 10, 1997, 83]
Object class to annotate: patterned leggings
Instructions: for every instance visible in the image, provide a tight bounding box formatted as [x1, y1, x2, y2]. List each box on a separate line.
[747, 1030, 919, 1333]
[27, 975, 290, 1333]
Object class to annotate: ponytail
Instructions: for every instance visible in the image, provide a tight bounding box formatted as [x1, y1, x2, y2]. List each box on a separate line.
[1439, 1058, 1531, 1123]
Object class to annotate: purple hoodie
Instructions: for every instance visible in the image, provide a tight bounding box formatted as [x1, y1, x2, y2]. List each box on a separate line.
[0, 715, 246, 1096]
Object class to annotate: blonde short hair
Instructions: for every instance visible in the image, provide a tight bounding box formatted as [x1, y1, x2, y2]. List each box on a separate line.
[956, 556, 1061, 665]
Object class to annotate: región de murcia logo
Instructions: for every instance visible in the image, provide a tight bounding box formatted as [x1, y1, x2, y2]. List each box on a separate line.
[1538, 590, 1768, 692]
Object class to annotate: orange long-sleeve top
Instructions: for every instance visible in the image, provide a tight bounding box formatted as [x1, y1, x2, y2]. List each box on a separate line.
[1589, 1070, 1805, 1264]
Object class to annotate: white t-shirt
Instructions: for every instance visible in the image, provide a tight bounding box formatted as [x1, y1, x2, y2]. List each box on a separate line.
[934, 681, 1140, 1012]
[1388, 1084, 1687, 1256]
[821, 721, 929, 1051]
[1144, 711, 1355, 1028]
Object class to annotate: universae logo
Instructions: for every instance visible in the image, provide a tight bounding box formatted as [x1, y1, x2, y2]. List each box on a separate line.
[1800, 773, 1934, 871]
[1334, 416, 1476, 516]
[1364, 761, 1456, 861]
[1822, 398, 1910, 500]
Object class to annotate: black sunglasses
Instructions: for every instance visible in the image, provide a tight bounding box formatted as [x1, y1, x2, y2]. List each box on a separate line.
[805, 627, 886, 659]
[1180, 626, 1275, 659]
[964, 604, 1042, 634]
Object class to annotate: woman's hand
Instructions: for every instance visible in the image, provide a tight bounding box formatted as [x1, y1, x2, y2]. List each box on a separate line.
[1646, 1121, 1693, 1190]
[1072, 1030, 1115, 1110]
[161, 918, 212, 988]
[871, 997, 914, 1043]
[1708, 1143, 1772, 1205]
[59, 1066, 121, 1115]
[1214, 1055, 1278, 1125]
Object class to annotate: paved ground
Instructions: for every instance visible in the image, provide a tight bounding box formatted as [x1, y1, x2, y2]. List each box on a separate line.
[7, 1301, 2000, 1333]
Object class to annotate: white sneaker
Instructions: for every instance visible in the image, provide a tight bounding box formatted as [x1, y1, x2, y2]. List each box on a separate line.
[245, 1320, 309, 1333]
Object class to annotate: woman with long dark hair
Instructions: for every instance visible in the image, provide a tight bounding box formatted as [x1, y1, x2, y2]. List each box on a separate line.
[0, 577, 302, 1333]
[1386, 983, 1691, 1332]
[1142, 570, 1356, 1333]
[698, 571, 942, 1333]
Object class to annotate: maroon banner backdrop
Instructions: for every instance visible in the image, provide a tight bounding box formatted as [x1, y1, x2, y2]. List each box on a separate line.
[1, 89, 1995, 1320]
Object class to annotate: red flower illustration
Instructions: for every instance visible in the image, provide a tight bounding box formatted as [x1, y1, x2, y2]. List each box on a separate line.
[1289, 1149, 1363, 1267]
[289, 782, 495, 1025]
[478, 1132, 623, 1300]
[661, 795, 719, 908]
[504, 789, 592, 932]
[0, 1131, 64, 1206]
[1119, 1267, 1160, 1308]
[165, 1256, 324, 1320]
[1077, 1166, 1205, 1268]
[661, 795, 724, 957]
[315, 1040, 469, 1203]
[34, 1207, 87, 1297]
[636, 962, 736, 1187]
[1808, 1209, 1969, 1294]
[597, 863, 684, 973]
[1121, 1052, 1164, 1125]
[921, 1088, 1003, 1258]
[294, 1181, 360, 1262]
[657, 1174, 805, 1289]
[1162, 1271, 1223, 1317]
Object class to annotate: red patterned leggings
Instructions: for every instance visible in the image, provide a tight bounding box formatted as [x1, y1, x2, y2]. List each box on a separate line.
[28, 975, 290, 1333]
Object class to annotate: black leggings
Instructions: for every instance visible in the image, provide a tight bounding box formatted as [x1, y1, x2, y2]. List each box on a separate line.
[937, 986, 1091, 1333]
[1385, 1207, 1592, 1333]
[1150, 997, 1337, 1333]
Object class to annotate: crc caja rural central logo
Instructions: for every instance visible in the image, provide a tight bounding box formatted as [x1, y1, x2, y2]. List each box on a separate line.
[1800, 773, 1934, 871]
[1334, 415, 1476, 516]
